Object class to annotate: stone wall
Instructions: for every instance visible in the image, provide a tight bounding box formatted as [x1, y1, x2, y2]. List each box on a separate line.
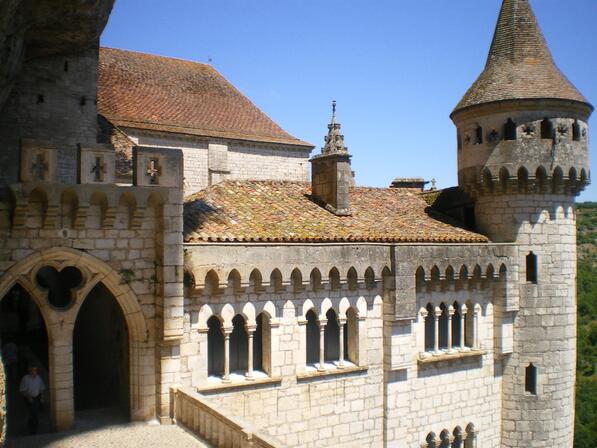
[182, 288, 385, 447]
[0, 48, 101, 185]
[476, 194, 578, 447]
[0, 182, 183, 430]
[184, 243, 518, 447]
[384, 281, 502, 447]
[113, 128, 311, 195]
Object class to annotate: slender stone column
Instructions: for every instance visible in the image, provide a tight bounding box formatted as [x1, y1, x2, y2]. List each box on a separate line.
[246, 325, 256, 380]
[318, 319, 327, 371]
[460, 304, 467, 349]
[447, 305, 455, 352]
[338, 318, 346, 368]
[420, 308, 429, 352]
[473, 304, 481, 349]
[433, 306, 442, 354]
[223, 328, 232, 383]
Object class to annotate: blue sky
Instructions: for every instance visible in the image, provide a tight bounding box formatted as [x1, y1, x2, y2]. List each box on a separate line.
[101, 0, 597, 201]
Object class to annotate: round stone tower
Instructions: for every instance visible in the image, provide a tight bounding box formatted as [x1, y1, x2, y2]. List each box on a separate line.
[451, 1, 592, 446]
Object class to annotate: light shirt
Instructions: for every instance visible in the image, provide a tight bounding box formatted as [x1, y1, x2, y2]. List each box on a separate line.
[20, 374, 45, 399]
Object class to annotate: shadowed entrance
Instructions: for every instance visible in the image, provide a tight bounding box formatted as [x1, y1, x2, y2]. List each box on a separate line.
[73, 283, 129, 417]
[0, 284, 49, 437]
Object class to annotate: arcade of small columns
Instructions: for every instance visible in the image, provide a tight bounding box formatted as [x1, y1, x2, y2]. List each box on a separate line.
[420, 302, 481, 355]
[201, 308, 358, 383]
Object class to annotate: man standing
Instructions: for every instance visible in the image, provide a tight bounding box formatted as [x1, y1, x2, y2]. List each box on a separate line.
[19, 366, 45, 434]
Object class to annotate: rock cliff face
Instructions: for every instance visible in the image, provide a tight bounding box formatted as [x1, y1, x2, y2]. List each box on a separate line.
[0, 358, 4, 447]
[0, 0, 115, 112]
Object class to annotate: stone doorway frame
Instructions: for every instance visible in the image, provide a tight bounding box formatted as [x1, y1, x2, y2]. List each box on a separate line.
[0, 247, 153, 430]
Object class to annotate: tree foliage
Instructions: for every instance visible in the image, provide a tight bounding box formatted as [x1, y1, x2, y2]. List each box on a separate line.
[575, 202, 597, 448]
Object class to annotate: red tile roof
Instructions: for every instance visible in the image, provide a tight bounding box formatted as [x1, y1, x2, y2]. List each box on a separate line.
[183, 181, 488, 243]
[97, 48, 313, 147]
[453, 0, 590, 114]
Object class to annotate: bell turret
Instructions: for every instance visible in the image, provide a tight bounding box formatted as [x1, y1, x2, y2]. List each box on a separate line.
[451, 2, 592, 447]
[310, 101, 353, 216]
[451, 0, 592, 202]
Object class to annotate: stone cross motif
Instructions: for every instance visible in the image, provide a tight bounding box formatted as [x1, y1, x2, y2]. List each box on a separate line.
[430, 178, 437, 190]
[488, 130, 500, 143]
[146, 158, 162, 185]
[522, 124, 535, 137]
[31, 153, 48, 181]
[556, 124, 568, 143]
[90, 156, 105, 182]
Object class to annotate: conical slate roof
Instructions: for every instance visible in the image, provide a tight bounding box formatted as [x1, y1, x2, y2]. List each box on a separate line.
[453, 0, 589, 113]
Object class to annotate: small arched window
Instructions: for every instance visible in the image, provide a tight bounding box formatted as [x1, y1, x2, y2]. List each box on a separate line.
[526, 252, 538, 284]
[573, 120, 581, 141]
[324, 309, 340, 362]
[254, 313, 270, 374]
[525, 363, 538, 395]
[207, 316, 224, 376]
[541, 118, 553, 140]
[364, 267, 376, 289]
[230, 314, 248, 373]
[464, 424, 477, 448]
[347, 267, 358, 291]
[291, 268, 303, 293]
[424, 304, 435, 352]
[474, 125, 483, 145]
[504, 118, 517, 141]
[270, 269, 283, 293]
[249, 269, 263, 293]
[345, 308, 359, 365]
[452, 302, 461, 348]
[439, 303, 449, 350]
[305, 310, 319, 365]
[464, 301, 474, 348]
[310, 269, 322, 291]
[329, 267, 341, 290]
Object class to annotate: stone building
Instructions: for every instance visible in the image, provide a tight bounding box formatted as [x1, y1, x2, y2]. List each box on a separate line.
[0, 0, 590, 447]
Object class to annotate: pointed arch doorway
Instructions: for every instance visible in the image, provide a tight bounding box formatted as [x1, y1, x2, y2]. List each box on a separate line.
[73, 282, 130, 420]
[0, 284, 49, 437]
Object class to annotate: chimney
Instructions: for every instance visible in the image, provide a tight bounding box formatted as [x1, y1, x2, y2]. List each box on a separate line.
[310, 101, 353, 216]
[390, 177, 429, 191]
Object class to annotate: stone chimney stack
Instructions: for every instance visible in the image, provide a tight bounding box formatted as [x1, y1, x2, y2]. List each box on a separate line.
[310, 101, 352, 216]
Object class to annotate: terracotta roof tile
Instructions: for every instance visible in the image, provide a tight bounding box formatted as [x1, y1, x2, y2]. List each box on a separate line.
[183, 181, 488, 244]
[453, 0, 590, 114]
[97, 48, 313, 147]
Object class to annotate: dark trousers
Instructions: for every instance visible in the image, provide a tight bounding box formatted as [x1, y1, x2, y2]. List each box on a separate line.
[25, 395, 41, 434]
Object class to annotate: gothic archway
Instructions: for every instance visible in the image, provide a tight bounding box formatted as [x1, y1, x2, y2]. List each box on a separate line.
[74, 282, 129, 417]
[0, 247, 151, 431]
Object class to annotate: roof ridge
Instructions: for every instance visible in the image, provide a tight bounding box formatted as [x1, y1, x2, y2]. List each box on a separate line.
[100, 46, 214, 69]
[98, 48, 315, 147]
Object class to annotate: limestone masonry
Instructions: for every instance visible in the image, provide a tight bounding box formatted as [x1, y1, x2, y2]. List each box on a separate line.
[0, 0, 591, 447]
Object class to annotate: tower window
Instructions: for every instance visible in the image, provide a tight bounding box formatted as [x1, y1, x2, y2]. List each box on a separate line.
[541, 118, 553, 140]
[475, 125, 483, 145]
[525, 363, 538, 395]
[464, 206, 476, 231]
[504, 118, 517, 141]
[526, 252, 538, 284]
[573, 120, 581, 141]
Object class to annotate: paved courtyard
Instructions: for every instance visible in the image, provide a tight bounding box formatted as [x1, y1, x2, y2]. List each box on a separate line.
[6, 408, 211, 448]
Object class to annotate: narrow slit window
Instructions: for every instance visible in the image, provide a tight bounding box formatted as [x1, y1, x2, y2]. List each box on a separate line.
[525, 363, 538, 395]
[526, 252, 538, 284]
